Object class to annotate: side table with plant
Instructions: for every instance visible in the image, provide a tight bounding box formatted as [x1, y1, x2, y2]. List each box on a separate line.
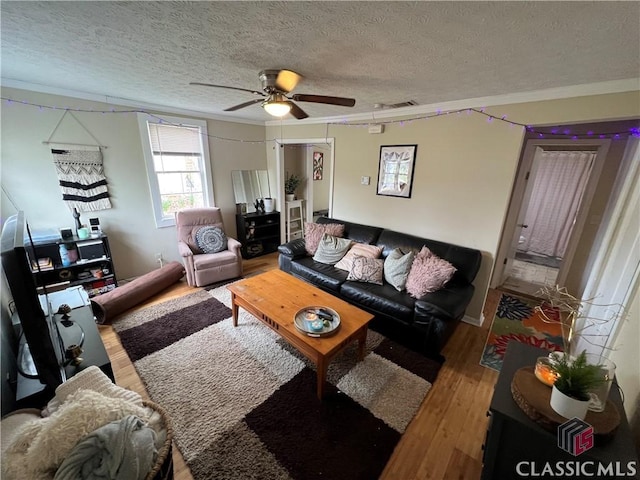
[285, 173, 302, 201]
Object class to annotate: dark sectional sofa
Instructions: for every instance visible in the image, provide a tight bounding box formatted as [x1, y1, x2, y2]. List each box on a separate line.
[278, 217, 482, 357]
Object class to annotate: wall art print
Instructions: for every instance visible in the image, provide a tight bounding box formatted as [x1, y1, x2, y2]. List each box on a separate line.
[313, 151, 324, 180]
[376, 145, 417, 198]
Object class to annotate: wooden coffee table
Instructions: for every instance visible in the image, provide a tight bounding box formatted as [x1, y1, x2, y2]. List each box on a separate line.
[227, 269, 374, 399]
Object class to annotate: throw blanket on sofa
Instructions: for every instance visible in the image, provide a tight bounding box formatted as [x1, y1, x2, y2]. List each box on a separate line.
[54, 415, 156, 480]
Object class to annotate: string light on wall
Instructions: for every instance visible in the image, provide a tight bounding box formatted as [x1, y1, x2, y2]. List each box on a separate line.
[2, 97, 638, 143]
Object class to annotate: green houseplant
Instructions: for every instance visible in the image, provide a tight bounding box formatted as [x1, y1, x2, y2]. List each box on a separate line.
[285, 173, 302, 195]
[548, 350, 606, 419]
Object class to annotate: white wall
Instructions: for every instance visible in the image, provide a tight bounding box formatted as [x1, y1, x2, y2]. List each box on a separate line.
[1, 87, 266, 280]
[265, 91, 640, 322]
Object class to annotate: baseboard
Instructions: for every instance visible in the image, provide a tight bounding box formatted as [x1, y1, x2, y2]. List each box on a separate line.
[463, 313, 484, 327]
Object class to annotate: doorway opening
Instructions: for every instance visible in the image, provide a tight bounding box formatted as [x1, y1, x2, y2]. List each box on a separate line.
[274, 138, 335, 242]
[494, 139, 610, 297]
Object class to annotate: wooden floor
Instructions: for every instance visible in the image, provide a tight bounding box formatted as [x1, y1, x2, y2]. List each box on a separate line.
[99, 253, 501, 480]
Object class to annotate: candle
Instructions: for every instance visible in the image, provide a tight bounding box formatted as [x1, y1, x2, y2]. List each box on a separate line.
[534, 357, 559, 387]
[305, 311, 318, 321]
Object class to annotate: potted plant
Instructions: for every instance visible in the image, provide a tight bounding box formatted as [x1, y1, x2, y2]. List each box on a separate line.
[548, 350, 606, 419]
[284, 173, 302, 201]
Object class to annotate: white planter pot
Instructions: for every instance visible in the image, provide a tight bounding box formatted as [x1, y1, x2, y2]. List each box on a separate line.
[285, 194, 295, 202]
[263, 198, 275, 213]
[550, 385, 589, 420]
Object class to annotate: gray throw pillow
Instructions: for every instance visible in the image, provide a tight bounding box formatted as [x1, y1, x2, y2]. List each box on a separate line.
[195, 226, 227, 253]
[384, 248, 415, 291]
[313, 233, 353, 265]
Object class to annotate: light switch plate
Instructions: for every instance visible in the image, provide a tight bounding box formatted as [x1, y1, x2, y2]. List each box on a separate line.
[361, 176, 370, 185]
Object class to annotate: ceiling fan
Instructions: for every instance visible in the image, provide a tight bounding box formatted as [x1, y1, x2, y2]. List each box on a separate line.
[190, 69, 356, 119]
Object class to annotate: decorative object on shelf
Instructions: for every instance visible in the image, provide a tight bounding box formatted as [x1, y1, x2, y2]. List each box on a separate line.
[547, 350, 606, 420]
[56, 304, 72, 320]
[285, 173, 303, 200]
[263, 197, 275, 213]
[583, 353, 616, 412]
[253, 198, 265, 214]
[72, 207, 82, 233]
[60, 227, 74, 239]
[376, 144, 417, 198]
[535, 285, 625, 356]
[77, 227, 90, 239]
[533, 356, 558, 387]
[59, 243, 71, 267]
[313, 152, 323, 180]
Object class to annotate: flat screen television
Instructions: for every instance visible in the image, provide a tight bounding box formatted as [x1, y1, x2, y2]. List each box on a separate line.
[1, 211, 65, 393]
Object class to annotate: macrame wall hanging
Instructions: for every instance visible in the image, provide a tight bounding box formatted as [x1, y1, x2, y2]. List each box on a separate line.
[44, 111, 112, 211]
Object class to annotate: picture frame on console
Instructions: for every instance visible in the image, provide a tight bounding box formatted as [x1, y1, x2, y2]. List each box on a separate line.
[376, 144, 417, 198]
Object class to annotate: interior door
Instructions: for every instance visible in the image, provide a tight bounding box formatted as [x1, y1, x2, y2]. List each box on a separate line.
[492, 139, 609, 291]
[498, 148, 542, 286]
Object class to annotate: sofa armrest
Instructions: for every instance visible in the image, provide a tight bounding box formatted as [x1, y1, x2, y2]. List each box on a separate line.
[178, 240, 193, 257]
[277, 238, 307, 259]
[227, 237, 242, 256]
[414, 283, 475, 322]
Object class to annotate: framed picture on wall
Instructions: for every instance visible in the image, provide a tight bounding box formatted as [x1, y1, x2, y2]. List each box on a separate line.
[313, 152, 324, 180]
[376, 144, 417, 198]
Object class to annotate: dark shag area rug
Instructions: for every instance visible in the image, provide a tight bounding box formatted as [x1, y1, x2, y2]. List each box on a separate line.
[113, 283, 443, 480]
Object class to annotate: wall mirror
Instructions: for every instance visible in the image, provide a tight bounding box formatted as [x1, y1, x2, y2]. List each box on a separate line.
[231, 170, 271, 213]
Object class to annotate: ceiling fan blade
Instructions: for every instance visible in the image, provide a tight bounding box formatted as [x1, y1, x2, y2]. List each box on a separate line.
[190, 82, 264, 97]
[291, 94, 356, 107]
[224, 98, 264, 111]
[288, 102, 309, 120]
[275, 70, 303, 93]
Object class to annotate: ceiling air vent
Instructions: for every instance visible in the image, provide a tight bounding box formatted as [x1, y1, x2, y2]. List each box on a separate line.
[374, 100, 419, 109]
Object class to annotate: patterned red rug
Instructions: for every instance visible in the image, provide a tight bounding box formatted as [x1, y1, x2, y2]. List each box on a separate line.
[480, 292, 565, 371]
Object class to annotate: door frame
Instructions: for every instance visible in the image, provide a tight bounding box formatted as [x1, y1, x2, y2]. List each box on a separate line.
[275, 138, 335, 241]
[491, 138, 611, 289]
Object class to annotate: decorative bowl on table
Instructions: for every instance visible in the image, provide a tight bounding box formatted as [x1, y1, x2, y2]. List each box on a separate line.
[294, 306, 341, 337]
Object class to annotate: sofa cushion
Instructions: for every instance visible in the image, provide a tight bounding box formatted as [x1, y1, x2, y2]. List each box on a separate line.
[376, 230, 481, 284]
[195, 226, 227, 253]
[313, 234, 353, 265]
[335, 243, 383, 271]
[406, 247, 457, 298]
[316, 217, 383, 244]
[340, 281, 415, 323]
[304, 223, 345, 255]
[384, 248, 415, 291]
[290, 256, 349, 292]
[346, 256, 384, 285]
[193, 250, 239, 270]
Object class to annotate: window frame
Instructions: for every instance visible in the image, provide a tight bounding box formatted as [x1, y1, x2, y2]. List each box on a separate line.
[137, 113, 215, 228]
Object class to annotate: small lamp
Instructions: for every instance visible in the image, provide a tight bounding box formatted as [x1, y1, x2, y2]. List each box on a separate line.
[263, 94, 291, 117]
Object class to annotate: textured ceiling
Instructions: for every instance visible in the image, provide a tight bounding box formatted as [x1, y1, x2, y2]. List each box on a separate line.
[1, 1, 639, 123]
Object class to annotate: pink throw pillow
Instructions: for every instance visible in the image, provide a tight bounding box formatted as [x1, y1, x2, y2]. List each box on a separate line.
[304, 223, 345, 255]
[335, 243, 383, 271]
[405, 246, 457, 298]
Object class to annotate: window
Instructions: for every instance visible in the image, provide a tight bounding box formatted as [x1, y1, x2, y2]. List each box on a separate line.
[137, 114, 214, 227]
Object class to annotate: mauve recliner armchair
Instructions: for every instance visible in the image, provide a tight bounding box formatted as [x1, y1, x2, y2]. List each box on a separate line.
[175, 207, 242, 287]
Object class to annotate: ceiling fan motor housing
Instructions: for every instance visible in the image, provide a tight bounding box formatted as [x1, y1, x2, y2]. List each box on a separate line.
[259, 69, 284, 93]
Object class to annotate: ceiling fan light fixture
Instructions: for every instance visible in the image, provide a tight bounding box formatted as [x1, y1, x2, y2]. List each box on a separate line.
[263, 94, 291, 117]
